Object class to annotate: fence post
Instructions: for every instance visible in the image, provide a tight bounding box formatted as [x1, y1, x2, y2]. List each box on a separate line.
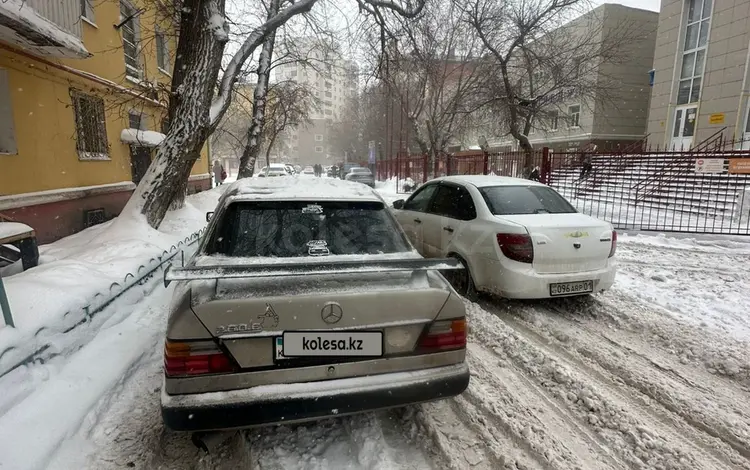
[0, 273, 13, 328]
[483, 151, 489, 175]
[541, 147, 551, 184]
[422, 153, 428, 183]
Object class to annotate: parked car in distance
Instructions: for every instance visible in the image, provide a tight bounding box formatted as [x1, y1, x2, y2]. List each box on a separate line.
[257, 164, 288, 177]
[391, 175, 617, 300]
[345, 167, 375, 188]
[160, 177, 469, 432]
[340, 163, 360, 179]
[303, 166, 315, 175]
[285, 164, 296, 175]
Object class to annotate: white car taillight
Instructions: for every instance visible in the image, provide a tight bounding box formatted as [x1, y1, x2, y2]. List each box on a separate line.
[496, 233, 534, 263]
[609, 230, 617, 258]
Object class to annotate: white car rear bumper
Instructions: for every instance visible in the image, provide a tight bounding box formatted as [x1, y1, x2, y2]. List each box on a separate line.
[473, 256, 616, 299]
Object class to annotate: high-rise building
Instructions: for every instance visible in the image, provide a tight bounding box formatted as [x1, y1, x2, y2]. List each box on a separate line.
[274, 39, 358, 165]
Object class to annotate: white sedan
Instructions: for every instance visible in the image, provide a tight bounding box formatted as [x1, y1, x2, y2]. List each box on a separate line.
[392, 175, 616, 299]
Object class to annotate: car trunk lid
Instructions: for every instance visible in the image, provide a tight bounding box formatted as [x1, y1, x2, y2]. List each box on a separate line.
[498, 213, 612, 274]
[187, 270, 451, 369]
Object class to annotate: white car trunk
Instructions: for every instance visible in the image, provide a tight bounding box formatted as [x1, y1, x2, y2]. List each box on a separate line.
[499, 213, 612, 274]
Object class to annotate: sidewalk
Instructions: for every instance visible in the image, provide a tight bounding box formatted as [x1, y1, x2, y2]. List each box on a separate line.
[0, 187, 224, 337]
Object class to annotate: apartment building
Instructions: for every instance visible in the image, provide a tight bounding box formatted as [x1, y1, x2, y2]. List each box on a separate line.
[646, 0, 750, 149]
[491, 4, 659, 152]
[0, 0, 210, 243]
[274, 39, 358, 165]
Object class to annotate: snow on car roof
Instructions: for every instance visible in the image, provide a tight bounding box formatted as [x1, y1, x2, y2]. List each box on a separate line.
[434, 175, 546, 188]
[224, 176, 383, 202]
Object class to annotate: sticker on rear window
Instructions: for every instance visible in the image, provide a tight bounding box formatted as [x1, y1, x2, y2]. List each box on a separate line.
[307, 240, 330, 256]
[302, 204, 323, 214]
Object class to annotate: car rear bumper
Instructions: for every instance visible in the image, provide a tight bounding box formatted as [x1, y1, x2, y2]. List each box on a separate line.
[473, 257, 616, 299]
[161, 362, 470, 431]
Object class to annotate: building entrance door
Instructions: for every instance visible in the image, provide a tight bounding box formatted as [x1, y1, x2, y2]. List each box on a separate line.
[670, 106, 697, 150]
[130, 146, 152, 185]
[742, 101, 750, 150]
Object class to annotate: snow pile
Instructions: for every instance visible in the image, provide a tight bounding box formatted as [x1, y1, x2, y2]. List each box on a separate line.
[119, 128, 165, 147]
[226, 176, 378, 201]
[0, 0, 89, 58]
[374, 177, 413, 206]
[0, 188, 223, 335]
[0, 222, 32, 240]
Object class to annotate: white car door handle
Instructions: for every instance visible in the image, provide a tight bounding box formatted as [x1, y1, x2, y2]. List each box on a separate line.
[443, 226, 454, 233]
[414, 218, 422, 224]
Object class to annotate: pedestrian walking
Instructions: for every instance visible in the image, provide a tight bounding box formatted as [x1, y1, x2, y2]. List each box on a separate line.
[213, 160, 226, 186]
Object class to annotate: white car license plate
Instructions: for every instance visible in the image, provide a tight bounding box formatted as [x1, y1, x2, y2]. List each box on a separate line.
[549, 280, 594, 296]
[275, 331, 383, 359]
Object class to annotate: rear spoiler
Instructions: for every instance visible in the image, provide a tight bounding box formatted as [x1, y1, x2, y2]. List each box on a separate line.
[163, 257, 463, 287]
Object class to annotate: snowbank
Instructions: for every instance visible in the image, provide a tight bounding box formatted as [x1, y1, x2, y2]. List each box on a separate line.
[375, 177, 413, 206]
[119, 128, 165, 147]
[0, 188, 224, 335]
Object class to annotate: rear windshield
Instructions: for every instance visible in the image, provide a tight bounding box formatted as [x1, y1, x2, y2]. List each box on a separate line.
[350, 168, 371, 175]
[479, 186, 577, 215]
[209, 201, 411, 257]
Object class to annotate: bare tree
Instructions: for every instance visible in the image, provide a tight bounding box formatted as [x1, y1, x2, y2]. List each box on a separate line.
[261, 81, 318, 167]
[237, 0, 282, 178]
[120, 0, 425, 229]
[365, 0, 488, 175]
[462, 0, 645, 174]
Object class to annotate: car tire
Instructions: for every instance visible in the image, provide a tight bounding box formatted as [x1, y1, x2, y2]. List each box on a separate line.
[446, 255, 478, 301]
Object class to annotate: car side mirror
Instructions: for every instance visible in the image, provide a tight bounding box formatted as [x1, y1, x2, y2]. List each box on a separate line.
[393, 199, 405, 209]
[206, 211, 214, 222]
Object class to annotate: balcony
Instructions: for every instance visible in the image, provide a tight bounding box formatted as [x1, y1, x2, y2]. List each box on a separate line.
[0, 0, 89, 58]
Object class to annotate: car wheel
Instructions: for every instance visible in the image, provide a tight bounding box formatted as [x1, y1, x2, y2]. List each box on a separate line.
[446, 255, 478, 301]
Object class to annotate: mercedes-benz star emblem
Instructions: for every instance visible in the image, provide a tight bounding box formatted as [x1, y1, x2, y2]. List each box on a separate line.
[321, 302, 343, 324]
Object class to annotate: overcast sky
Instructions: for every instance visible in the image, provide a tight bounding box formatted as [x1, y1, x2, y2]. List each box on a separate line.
[597, 0, 661, 12]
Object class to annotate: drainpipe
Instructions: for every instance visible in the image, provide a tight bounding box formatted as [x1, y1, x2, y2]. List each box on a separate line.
[733, 39, 750, 146]
[0, 273, 13, 328]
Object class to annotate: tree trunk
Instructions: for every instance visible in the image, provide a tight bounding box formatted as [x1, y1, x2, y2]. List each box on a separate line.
[120, 0, 228, 228]
[237, 0, 280, 179]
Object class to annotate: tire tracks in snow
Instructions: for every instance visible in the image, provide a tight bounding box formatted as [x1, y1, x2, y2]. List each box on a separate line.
[571, 294, 750, 389]
[493, 298, 750, 468]
[468, 300, 744, 470]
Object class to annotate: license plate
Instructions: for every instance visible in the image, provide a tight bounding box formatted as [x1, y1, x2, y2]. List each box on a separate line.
[275, 331, 383, 359]
[549, 280, 594, 296]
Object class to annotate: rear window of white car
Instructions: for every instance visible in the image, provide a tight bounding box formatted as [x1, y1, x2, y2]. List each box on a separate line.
[350, 168, 372, 175]
[479, 186, 577, 215]
[209, 201, 411, 257]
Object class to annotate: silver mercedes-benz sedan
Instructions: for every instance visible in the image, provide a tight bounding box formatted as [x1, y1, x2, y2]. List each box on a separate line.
[160, 177, 470, 432]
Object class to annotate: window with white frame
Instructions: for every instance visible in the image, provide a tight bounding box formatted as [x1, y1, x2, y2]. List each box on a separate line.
[315, 134, 323, 142]
[120, 1, 141, 80]
[156, 30, 170, 73]
[550, 110, 559, 131]
[315, 146, 323, 153]
[80, 0, 95, 23]
[71, 90, 109, 160]
[0, 69, 16, 154]
[568, 105, 581, 128]
[677, 0, 712, 105]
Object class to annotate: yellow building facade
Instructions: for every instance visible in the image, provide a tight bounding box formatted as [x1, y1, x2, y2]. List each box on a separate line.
[0, 0, 211, 243]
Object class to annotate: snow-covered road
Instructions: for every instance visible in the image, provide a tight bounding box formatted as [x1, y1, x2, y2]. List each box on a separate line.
[41, 233, 750, 469]
[3, 178, 750, 470]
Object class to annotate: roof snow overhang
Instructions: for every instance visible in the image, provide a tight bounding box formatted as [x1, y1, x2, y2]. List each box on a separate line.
[0, 0, 90, 59]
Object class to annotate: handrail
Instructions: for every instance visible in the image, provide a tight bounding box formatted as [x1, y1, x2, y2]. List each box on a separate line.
[632, 128, 727, 203]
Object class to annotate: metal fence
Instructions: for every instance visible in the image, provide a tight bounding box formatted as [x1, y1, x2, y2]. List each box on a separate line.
[377, 145, 750, 235]
[0, 227, 206, 380]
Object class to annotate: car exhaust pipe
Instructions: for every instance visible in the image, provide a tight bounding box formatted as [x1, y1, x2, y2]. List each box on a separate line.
[191, 431, 235, 453]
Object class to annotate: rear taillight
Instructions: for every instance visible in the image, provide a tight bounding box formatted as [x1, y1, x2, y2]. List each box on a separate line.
[164, 340, 236, 377]
[609, 230, 617, 258]
[496, 233, 534, 263]
[418, 318, 466, 351]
